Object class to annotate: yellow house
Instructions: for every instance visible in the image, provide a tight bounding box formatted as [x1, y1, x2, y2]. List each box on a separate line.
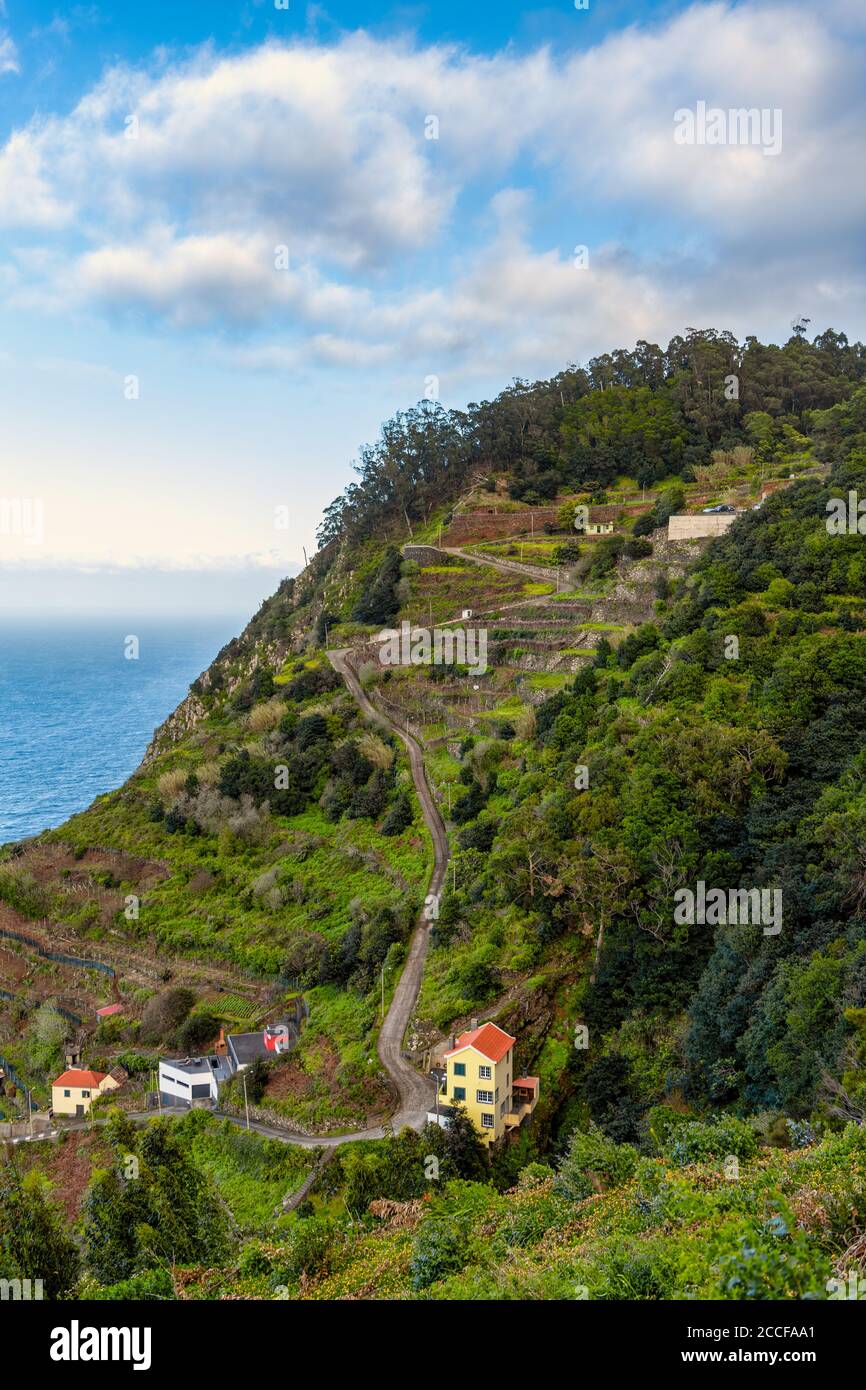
[51, 1068, 120, 1117]
[433, 1022, 539, 1145]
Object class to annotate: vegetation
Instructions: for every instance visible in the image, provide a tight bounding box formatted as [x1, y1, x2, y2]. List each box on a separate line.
[4, 325, 866, 1300]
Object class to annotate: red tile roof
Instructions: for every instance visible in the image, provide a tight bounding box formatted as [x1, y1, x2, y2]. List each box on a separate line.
[445, 1021, 515, 1063]
[512, 1076, 540, 1092]
[52, 1069, 107, 1089]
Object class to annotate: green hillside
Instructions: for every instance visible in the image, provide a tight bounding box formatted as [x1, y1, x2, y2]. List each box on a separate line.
[3, 325, 866, 1300]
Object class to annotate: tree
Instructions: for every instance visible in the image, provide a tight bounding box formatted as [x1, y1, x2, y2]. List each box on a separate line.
[83, 1119, 230, 1285]
[441, 1104, 489, 1180]
[0, 1161, 80, 1298]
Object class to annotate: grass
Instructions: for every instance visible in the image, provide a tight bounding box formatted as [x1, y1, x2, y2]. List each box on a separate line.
[174, 1111, 315, 1232]
[526, 672, 572, 691]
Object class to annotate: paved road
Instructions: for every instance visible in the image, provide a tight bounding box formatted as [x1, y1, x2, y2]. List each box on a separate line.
[328, 647, 446, 1130]
[10, 654, 448, 1156]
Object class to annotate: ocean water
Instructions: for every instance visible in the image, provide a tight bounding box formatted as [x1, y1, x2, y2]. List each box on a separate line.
[0, 616, 246, 844]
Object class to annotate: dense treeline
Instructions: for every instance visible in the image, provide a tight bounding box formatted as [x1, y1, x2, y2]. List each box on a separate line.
[435, 376, 866, 1136]
[317, 328, 866, 545]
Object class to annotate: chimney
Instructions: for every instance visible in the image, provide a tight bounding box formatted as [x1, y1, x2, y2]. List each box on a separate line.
[449, 1034, 456, 1051]
[215, 1027, 227, 1054]
[471, 1018, 478, 1030]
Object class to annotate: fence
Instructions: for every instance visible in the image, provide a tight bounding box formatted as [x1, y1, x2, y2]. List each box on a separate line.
[0, 926, 115, 978]
[0, 1053, 40, 1109]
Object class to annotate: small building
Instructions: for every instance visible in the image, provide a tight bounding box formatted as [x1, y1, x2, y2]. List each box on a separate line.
[574, 505, 618, 536]
[227, 1022, 294, 1072]
[428, 1021, 539, 1145]
[51, 1068, 121, 1118]
[158, 1055, 231, 1109]
[96, 1003, 124, 1020]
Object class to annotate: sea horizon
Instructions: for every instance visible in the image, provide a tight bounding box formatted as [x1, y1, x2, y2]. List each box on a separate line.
[0, 613, 248, 844]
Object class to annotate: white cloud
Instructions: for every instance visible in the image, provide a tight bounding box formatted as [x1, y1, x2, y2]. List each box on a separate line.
[0, 31, 19, 76]
[0, 2, 865, 374]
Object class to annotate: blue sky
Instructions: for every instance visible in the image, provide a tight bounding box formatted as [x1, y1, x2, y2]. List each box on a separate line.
[1, 0, 865, 611]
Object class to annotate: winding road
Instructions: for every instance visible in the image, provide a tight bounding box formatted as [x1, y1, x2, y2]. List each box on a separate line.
[327, 646, 447, 1132]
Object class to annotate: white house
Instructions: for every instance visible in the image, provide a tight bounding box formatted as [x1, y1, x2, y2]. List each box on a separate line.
[158, 1055, 232, 1108]
[159, 1023, 296, 1108]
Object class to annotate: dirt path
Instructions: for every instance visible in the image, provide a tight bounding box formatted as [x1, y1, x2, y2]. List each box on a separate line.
[440, 543, 558, 584]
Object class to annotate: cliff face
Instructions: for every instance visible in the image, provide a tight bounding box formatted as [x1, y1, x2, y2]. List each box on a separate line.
[142, 690, 209, 764]
[139, 553, 339, 764]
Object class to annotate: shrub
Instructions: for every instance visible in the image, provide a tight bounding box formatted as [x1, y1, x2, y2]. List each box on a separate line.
[555, 1126, 638, 1202]
[409, 1216, 471, 1291]
[270, 1216, 336, 1287]
[663, 1115, 759, 1167]
[139, 988, 195, 1045]
[157, 768, 188, 803]
[381, 793, 413, 836]
[178, 1011, 220, 1054]
[247, 698, 286, 733]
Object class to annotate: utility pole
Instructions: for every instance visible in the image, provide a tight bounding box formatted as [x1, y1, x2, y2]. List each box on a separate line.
[242, 1070, 250, 1131]
[381, 965, 386, 1022]
[27, 1088, 33, 1138]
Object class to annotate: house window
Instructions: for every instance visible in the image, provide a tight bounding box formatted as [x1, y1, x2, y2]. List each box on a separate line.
[453, 1087, 466, 1101]
[478, 1065, 491, 1080]
[477, 1089, 493, 1105]
[81, 1090, 90, 1099]
[481, 1113, 495, 1129]
[453, 1062, 466, 1076]
[63, 1090, 70, 1098]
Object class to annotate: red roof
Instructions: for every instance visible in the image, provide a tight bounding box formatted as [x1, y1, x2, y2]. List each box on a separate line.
[52, 1069, 107, 1089]
[445, 1022, 515, 1063]
[96, 1004, 123, 1018]
[513, 1076, 539, 1092]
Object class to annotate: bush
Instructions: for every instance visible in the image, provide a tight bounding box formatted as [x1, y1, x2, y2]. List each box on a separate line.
[247, 698, 285, 733]
[139, 988, 195, 1045]
[714, 1213, 831, 1300]
[409, 1216, 470, 1291]
[270, 1215, 336, 1287]
[663, 1115, 759, 1167]
[178, 1011, 220, 1054]
[555, 1126, 638, 1202]
[381, 792, 413, 836]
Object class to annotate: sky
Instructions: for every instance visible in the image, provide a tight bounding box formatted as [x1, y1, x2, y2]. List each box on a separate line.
[1, 0, 865, 612]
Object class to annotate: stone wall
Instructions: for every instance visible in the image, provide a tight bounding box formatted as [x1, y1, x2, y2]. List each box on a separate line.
[443, 508, 560, 544]
[668, 513, 738, 540]
[401, 545, 455, 566]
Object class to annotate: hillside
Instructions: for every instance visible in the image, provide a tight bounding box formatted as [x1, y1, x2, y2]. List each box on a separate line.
[3, 325, 866, 1301]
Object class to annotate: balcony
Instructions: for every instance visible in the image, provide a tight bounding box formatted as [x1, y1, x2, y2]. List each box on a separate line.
[503, 1077, 539, 1129]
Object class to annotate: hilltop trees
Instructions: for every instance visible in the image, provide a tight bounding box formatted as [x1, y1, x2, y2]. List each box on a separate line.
[317, 328, 866, 551]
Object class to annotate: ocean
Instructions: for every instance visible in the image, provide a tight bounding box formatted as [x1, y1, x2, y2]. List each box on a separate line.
[0, 616, 246, 844]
